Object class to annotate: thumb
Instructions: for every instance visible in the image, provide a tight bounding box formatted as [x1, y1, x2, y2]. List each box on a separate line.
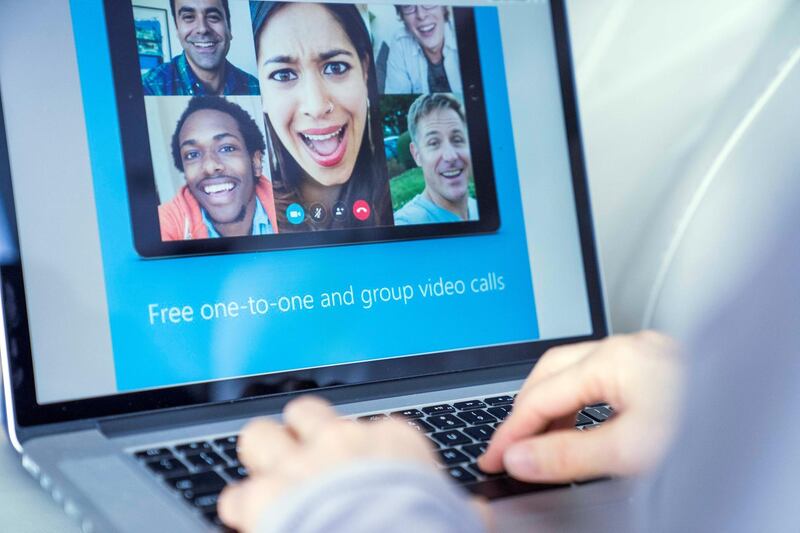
[501, 416, 648, 483]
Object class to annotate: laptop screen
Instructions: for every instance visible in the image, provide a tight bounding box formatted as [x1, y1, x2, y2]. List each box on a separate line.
[0, 0, 598, 409]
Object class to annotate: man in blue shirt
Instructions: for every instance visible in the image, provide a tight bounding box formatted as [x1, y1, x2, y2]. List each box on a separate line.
[141, 0, 259, 96]
[394, 94, 478, 225]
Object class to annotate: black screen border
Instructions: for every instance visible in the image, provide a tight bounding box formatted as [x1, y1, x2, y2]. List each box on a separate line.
[0, 0, 607, 433]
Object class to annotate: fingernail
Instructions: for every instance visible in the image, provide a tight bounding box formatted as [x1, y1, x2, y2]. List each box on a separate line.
[504, 445, 535, 475]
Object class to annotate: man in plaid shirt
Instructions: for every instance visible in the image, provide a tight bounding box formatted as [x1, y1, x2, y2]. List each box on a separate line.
[142, 0, 259, 96]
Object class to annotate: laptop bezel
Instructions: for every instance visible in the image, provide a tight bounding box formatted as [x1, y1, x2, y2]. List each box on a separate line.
[0, 0, 606, 438]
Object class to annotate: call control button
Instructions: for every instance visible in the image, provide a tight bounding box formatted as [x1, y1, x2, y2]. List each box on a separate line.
[332, 202, 347, 221]
[309, 203, 327, 224]
[286, 203, 305, 225]
[352, 200, 371, 221]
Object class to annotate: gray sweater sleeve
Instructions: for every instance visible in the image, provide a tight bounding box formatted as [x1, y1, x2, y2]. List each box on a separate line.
[254, 461, 487, 533]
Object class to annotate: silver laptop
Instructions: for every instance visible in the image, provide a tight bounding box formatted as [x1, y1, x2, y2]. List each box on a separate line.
[0, 0, 617, 531]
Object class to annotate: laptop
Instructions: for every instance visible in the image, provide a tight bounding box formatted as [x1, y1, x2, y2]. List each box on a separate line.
[0, 0, 618, 531]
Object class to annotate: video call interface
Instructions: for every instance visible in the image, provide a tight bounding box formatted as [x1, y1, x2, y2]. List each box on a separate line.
[128, 0, 495, 253]
[3, 0, 594, 400]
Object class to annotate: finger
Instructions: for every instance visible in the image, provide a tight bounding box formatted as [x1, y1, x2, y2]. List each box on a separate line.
[501, 416, 644, 483]
[480, 355, 605, 472]
[282, 395, 339, 442]
[219, 477, 282, 533]
[517, 341, 597, 400]
[237, 418, 298, 475]
[488, 342, 596, 469]
[217, 482, 246, 531]
[545, 414, 579, 433]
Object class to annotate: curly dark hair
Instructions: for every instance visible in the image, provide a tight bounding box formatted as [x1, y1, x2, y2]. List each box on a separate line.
[171, 96, 266, 172]
[170, 0, 231, 28]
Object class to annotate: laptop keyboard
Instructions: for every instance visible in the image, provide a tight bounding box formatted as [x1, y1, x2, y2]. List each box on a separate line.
[130, 394, 613, 528]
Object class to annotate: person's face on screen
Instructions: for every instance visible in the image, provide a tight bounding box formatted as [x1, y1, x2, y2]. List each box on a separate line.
[173, 0, 232, 74]
[257, 4, 368, 187]
[178, 109, 260, 226]
[400, 5, 447, 58]
[411, 107, 472, 206]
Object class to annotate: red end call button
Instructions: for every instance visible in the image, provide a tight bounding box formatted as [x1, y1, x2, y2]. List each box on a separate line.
[352, 200, 371, 221]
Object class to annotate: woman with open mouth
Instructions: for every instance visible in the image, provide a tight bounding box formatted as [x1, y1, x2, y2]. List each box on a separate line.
[251, 2, 393, 231]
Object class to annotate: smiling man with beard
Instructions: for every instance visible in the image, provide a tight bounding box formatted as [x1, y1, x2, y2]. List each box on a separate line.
[158, 96, 278, 240]
[394, 93, 478, 225]
[142, 0, 259, 96]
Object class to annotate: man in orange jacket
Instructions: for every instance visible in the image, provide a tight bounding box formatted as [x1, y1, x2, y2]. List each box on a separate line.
[159, 96, 278, 240]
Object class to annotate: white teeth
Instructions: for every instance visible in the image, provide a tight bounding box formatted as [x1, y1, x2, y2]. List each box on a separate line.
[441, 169, 462, 177]
[194, 42, 214, 48]
[204, 182, 234, 194]
[301, 127, 343, 142]
[419, 24, 435, 32]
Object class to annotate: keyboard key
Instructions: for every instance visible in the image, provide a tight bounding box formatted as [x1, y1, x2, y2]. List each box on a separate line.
[447, 466, 477, 484]
[135, 448, 173, 462]
[203, 511, 224, 527]
[427, 414, 465, 430]
[192, 493, 220, 511]
[453, 400, 486, 411]
[487, 406, 512, 421]
[184, 486, 224, 504]
[222, 447, 239, 464]
[179, 478, 226, 501]
[457, 409, 497, 426]
[185, 451, 226, 470]
[224, 466, 247, 480]
[146, 457, 188, 477]
[576, 413, 594, 426]
[437, 448, 470, 465]
[432, 430, 472, 446]
[391, 409, 424, 419]
[462, 443, 488, 459]
[213, 436, 238, 450]
[175, 441, 213, 456]
[466, 462, 504, 479]
[583, 406, 613, 422]
[464, 425, 495, 442]
[405, 418, 435, 434]
[167, 471, 226, 495]
[422, 404, 456, 416]
[426, 436, 441, 449]
[484, 396, 514, 406]
[357, 413, 388, 423]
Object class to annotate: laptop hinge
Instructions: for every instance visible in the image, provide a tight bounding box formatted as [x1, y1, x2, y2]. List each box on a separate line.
[98, 362, 533, 438]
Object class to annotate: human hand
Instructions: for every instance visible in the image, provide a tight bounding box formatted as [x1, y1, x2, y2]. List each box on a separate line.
[217, 396, 439, 532]
[479, 331, 682, 483]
